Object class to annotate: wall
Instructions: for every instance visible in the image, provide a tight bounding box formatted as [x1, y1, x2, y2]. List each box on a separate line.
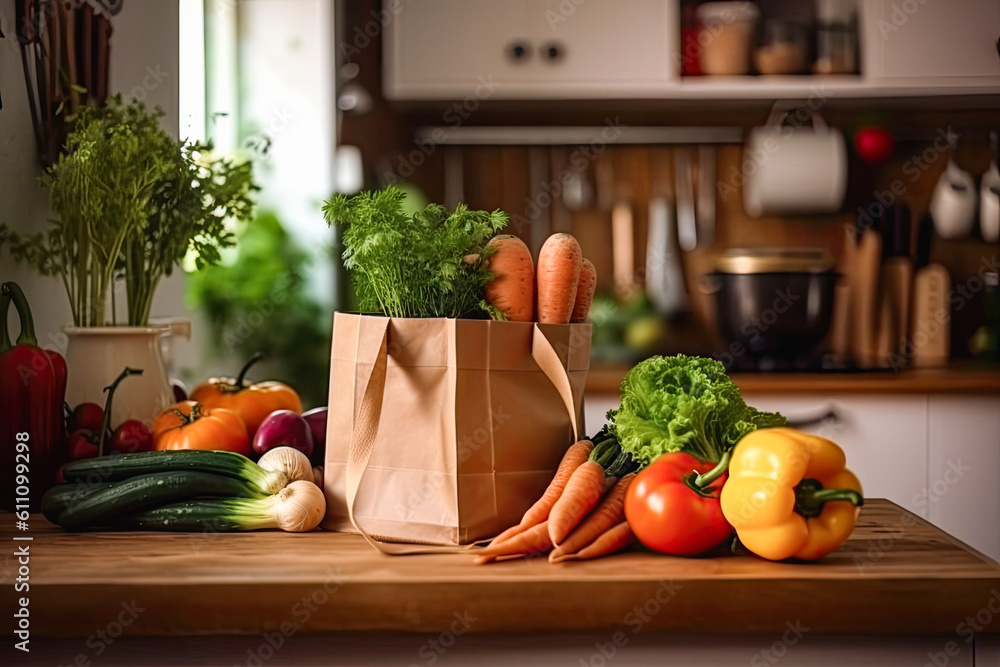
[0, 0, 184, 360]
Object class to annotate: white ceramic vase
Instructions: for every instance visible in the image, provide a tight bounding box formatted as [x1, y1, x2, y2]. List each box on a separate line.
[64, 326, 174, 424]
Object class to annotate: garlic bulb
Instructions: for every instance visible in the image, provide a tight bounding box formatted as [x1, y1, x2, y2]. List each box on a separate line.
[271, 480, 326, 532]
[257, 447, 313, 485]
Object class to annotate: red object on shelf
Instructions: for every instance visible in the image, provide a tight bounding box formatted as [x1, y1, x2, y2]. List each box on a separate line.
[680, 4, 703, 76]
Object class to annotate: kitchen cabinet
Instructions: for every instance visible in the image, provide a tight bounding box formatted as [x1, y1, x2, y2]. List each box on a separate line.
[384, 0, 675, 99]
[586, 389, 1000, 560]
[385, 0, 1000, 100]
[927, 395, 1000, 560]
[9, 502, 1000, 667]
[862, 0, 1000, 82]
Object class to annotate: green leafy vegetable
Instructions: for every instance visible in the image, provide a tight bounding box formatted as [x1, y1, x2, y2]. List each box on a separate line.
[0, 96, 257, 326]
[322, 187, 507, 318]
[611, 355, 786, 466]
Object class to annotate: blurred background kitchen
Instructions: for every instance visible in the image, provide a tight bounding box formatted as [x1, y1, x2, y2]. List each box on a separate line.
[3, 0, 1000, 556]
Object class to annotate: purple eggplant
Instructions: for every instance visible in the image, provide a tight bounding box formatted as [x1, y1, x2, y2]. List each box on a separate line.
[252, 410, 313, 458]
[302, 407, 328, 465]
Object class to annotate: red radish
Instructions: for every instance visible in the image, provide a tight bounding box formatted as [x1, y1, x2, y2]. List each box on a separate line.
[253, 409, 314, 458]
[110, 420, 154, 453]
[536, 233, 582, 324]
[570, 259, 597, 323]
[68, 402, 103, 434]
[302, 407, 328, 465]
[484, 235, 535, 322]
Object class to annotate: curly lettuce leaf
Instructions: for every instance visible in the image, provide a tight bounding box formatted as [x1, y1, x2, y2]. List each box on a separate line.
[612, 355, 785, 465]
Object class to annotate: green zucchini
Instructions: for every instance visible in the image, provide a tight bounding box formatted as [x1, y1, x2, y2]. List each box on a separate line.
[55, 470, 270, 530]
[120, 498, 276, 532]
[41, 481, 117, 525]
[61, 450, 288, 495]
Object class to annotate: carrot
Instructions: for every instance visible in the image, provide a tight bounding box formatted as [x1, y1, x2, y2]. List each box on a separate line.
[569, 521, 636, 561]
[519, 439, 594, 527]
[570, 258, 597, 323]
[536, 233, 583, 324]
[488, 522, 530, 547]
[484, 235, 535, 322]
[547, 460, 607, 546]
[473, 522, 553, 564]
[549, 473, 634, 564]
[484, 439, 594, 550]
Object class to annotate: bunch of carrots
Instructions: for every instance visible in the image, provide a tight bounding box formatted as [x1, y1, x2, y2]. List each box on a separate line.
[475, 428, 640, 565]
[484, 232, 597, 324]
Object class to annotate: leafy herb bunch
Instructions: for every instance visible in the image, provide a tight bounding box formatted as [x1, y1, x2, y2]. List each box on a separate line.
[323, 187, 508, 318]
[1, 95, 258, 326]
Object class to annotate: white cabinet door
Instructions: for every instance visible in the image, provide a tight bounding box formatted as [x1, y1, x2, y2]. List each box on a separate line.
[746, 395, 930, 517]
[527, 0, 676, 85]
[864, 0, 1000, 80]
[927, 395, 1000, 561]
[384, 0, 675, 98]
[385, 0, 535, 98]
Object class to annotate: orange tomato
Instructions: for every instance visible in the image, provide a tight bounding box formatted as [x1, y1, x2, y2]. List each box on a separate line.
[151, 401, 251, 456]
[189, 353, 302, 438]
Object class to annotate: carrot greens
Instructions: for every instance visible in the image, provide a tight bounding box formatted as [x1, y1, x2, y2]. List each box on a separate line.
[322, 187, 507, 318]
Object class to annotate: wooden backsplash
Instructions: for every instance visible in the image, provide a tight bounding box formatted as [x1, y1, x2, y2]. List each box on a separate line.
[364, 136, 997, 359]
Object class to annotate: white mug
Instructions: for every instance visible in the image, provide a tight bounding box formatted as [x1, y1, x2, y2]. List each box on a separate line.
[743, 106, 847, 217]
[930, 159, 977, 240]
[980, 161, 1000, 244]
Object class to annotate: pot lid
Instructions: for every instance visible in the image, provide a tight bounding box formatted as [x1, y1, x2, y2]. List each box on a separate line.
[714, 248, 836, 274]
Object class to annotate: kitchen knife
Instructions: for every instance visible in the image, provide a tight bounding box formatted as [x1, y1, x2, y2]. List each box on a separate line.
[910, 212, 951, 367]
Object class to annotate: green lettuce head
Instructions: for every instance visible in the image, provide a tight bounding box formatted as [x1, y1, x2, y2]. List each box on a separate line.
[612, 355, 785, 465]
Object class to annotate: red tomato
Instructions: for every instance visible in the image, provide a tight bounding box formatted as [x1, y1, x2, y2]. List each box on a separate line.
[624, 452, 732, 556]
[111, 419, 154, 453]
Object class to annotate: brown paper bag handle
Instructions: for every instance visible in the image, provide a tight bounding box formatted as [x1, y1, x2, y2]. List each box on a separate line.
[345, 320, 581, 555]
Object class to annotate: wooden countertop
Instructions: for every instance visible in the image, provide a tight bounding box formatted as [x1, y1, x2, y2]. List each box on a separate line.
[586, 363, 1000, 395]
[4, 500, 1000, 639]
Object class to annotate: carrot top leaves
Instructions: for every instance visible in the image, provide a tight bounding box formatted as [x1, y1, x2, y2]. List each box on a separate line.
[323, 187, 508, 318]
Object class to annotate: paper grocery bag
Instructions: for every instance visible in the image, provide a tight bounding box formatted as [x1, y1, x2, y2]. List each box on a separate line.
[322, 313, 591, 553]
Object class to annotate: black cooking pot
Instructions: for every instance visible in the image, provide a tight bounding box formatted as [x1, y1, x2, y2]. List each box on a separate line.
[707, 249, 837, 359]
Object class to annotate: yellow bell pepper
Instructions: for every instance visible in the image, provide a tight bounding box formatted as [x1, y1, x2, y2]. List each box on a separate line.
[719, 427, 863, 561]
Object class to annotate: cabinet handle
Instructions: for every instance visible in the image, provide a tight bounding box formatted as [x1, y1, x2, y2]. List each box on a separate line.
[541, 42, 565, 62]
[784, 408, 839, 430]
[506, 40, 532, 63]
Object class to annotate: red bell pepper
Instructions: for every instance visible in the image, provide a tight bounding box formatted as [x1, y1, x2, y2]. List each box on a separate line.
[624, 451, 732, 556]
[1, 282, 68, 511]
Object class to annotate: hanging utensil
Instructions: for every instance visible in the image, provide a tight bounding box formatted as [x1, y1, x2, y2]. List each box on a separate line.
[646, 147, 687, 317]
[673, 147, 698, 252]
[527, 147, 551, 256]
[609, 150, 636, 300]
[696, 145, 716, 248]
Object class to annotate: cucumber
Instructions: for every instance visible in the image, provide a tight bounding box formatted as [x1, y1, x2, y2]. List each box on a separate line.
[63, 450, 251, 483]
[41, 481, 117, 525]
[120, 499, 273, 532]
[55, 470, 270, 530]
